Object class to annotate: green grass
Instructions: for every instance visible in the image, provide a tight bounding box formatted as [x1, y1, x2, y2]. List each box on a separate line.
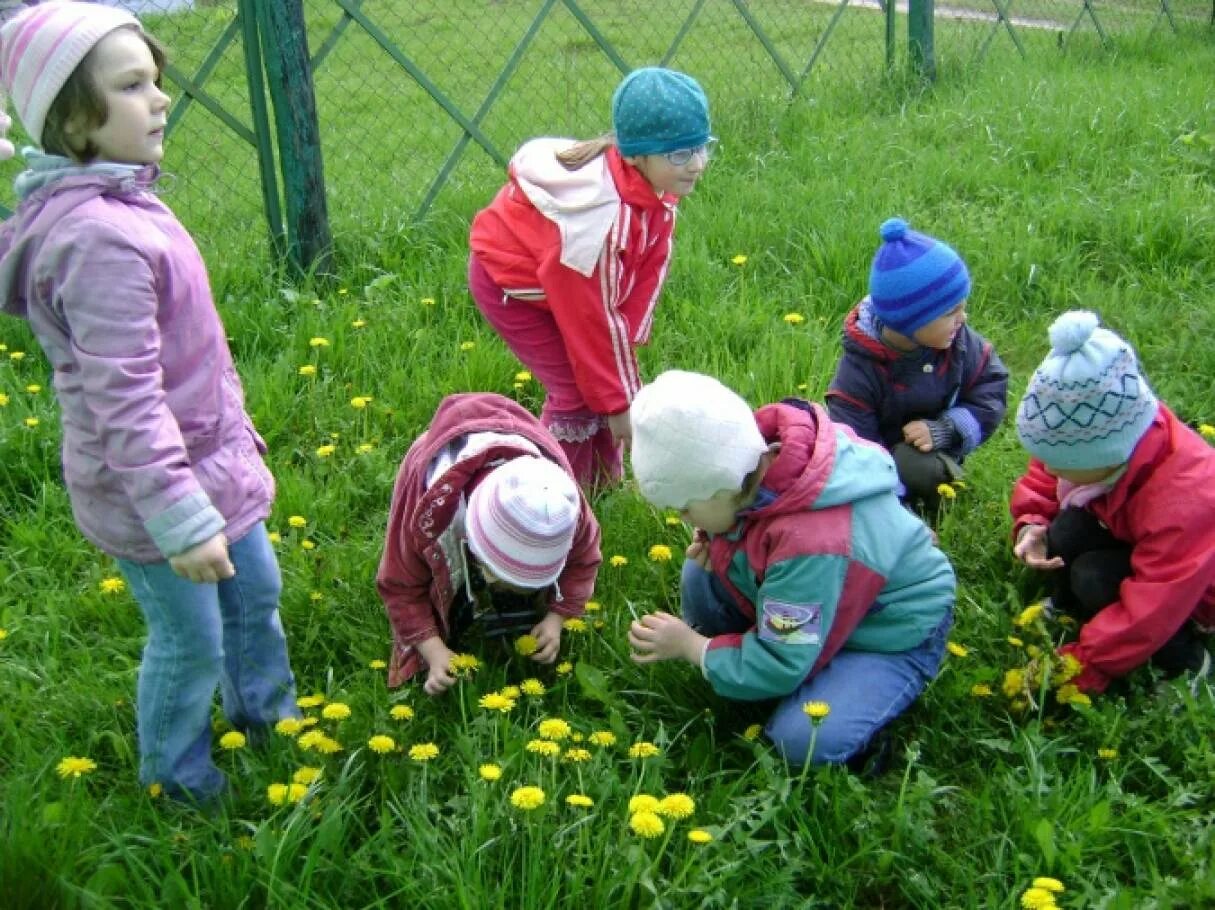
[2, 18, 1215, 910]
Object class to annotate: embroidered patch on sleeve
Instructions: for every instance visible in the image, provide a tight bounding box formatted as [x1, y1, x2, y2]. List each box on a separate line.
[758, 600, 822, 645]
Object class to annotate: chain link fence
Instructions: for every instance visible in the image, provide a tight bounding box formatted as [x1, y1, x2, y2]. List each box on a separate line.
[0, 0, 1209, 254]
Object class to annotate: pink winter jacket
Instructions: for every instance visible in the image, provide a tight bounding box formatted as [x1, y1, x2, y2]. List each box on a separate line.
[0, 164, 273, 562]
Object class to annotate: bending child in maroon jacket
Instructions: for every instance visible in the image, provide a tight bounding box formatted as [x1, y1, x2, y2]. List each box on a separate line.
[1012, 311, 1214, 693]
[376, 393, 602, 694]
[827, 218, 1008, 510]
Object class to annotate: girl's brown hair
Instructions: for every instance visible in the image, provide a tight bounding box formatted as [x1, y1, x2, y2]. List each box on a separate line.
[555, 133, 616, 171]
[41, 26, 167, 162]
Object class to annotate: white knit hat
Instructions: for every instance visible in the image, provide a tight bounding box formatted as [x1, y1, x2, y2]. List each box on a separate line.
[630, 370, 768, 510]
[465, 456, 580, 589]
[0, 1, 140, 146]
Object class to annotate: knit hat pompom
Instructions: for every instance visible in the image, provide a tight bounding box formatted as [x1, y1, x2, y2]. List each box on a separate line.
[879, 217, 908, 242]
[868, 216, 971, 337]
[630, 370, 767, 510]
[465, 456, 580, 589]
[612, 67, 710, 158]
[1016, 310, 1158, 470]
[1047, 309, 1099, 356]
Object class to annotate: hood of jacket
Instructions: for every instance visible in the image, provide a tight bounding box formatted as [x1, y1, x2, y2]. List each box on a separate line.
[742, 399, 901, 522]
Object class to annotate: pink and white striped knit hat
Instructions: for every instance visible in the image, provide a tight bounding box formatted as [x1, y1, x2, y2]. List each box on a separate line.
[0, 1, 139, 146]
[465, 456, 580, 589]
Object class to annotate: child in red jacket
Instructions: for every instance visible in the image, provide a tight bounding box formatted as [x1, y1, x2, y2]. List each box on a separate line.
[1011, 311, 1215, 693]
[376, 393, 601, 694]
[469, 67, 713, 489]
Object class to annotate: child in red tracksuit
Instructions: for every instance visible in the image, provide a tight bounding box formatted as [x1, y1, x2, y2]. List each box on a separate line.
[468, 67, 714, 489]
[376, 393, 601, 695]
[1011, 311, 1215, 693]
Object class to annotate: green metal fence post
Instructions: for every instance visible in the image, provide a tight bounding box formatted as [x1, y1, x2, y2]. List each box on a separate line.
[255, 0, 332, 274]
[238, 0, 285, 260]
[908, 0, 936, 80]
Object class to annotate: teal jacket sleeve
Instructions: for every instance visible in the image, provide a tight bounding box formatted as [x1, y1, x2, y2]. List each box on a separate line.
[702, 554, 847, 700]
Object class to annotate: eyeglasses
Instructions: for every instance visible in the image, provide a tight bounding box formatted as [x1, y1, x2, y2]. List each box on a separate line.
[663, 137, 718, 167]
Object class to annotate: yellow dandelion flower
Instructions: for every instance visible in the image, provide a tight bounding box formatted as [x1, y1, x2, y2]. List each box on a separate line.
[268, 531, 282, 544]
[478, 693, 517, 713]
[315, 444, 336, 458]
[1056, 684, 1091, 707]
[288, 515, 308, 529]
[629, 794, 660, 813]
[308, 337, 329, 348]
[566, 794, 594, 808]
[1052, 652, 1083, 685]
[658, 793, 695, 819]
[479, 763, 502, 781]
[56, 756, 97, 779]
[630, 810, 665, 838]
[512, 382, 524, 391]
[293, 767, 322, 785]
[1032, 878, 1065, 894]
[351, 318, 367, 329]
[628, 741, 661, 759]
[1002, 668, 1026, 698]
[0, 628, 8, 641]
[563, 748, 592, 763]
[99, 577, 126, 595]
[802, 701, 831, 721]
[520, 678, 546, 697]
[275, 717, 304, 735]
[688, 829, 714, 844]
[368, 659, 387, 670]
[1097, 747, 1118, 760]
[1026, 644, 1042, 659]
[946, 641, 969, 658]
[783, 313, 806, 325]
[147, 782, 163, 798]
[300, 539, 316, 550]
[1007, 636, 1024, 648]
[350, 396, 372, 409]
[420, 297, 436, 306]
[742, 723, 763, 741]
[299, 716, 319, 727]
[510, 785, 545, 810]
[9, 350, 25, 360]
[648, 544, 673, 562]
[25, 383, 40, 393]
[499, 685, 521, 699]
[313, 736, 342, 755]
[24, 417, 39, 427]
[218, 731, 247, 750]
[321, 702, 351, 721]
[459, 341, 476, 352]
[267, 783, 289, 805]
[609, 555, 628, 567]
[296, 693, 325, 708]
[367, 735, 396, 754]
[936, 483, 957, 500]
[389, 705, 415, 721]
[0, 393, 8, 406]
[514, 635, 539, 657]
[287, 783, 308, 803]
[1199, 423, 1215, 440]
[450, 653, 481, 673]
[588, 731, 617, 747]
[357, 443, 375, 454]
[526, 739, 560, 757]
[584, 600, 601, 613]
[1020, 887, 1059, 909]
[409, 742, 439, 762]
[514, 370, 532, 382]
[970, 683, 994, 697]
[1014, 603, 1045, 627]
[298, 364, 317, 376]
[562, 618, 587, 633]
[555, 661, 574, 676]
[731, 254, 748, 266]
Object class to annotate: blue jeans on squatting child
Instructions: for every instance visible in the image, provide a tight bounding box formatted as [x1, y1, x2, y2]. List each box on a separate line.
[118, 523, 299, 801]
[681, 560, 951, 767]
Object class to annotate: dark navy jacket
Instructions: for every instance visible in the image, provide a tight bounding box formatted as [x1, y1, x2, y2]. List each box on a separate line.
[825, 300, 1009, 461]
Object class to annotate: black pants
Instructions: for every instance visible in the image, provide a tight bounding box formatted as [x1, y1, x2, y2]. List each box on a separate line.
[892, 443, 962, 510]
[1047, 508, 1205, 676]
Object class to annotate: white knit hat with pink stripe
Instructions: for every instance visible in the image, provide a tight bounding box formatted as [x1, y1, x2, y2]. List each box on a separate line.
[0, 1, 139, 146]
[465, 456, 580, 589]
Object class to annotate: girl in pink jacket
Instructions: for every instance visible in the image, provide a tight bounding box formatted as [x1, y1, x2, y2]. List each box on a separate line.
[0, 2, 298, 803]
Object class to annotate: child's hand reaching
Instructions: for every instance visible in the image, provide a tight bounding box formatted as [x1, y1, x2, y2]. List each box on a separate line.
[685, 528, 710, 569]
[629, 611, 707, 665]
[1013, 525, 1065, 571]
[529, 610, 564, 664]
[902, 420, 935, 452]
[169, 532, 235, 583]
[416, 637, 458, 696]
[607, 409, 632, 447]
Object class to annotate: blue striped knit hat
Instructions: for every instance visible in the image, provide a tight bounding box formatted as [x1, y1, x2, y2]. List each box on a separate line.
[612, 67, 710, 158]
[1016, 311, 1158, 470]
[868, 217, 971, 336]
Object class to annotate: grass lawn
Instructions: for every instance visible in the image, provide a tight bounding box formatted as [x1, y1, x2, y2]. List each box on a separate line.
[1, 8, 1214, 909]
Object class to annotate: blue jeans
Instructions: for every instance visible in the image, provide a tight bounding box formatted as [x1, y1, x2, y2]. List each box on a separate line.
[118, 523, 299, 800]
[681, 559, 952, 767]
